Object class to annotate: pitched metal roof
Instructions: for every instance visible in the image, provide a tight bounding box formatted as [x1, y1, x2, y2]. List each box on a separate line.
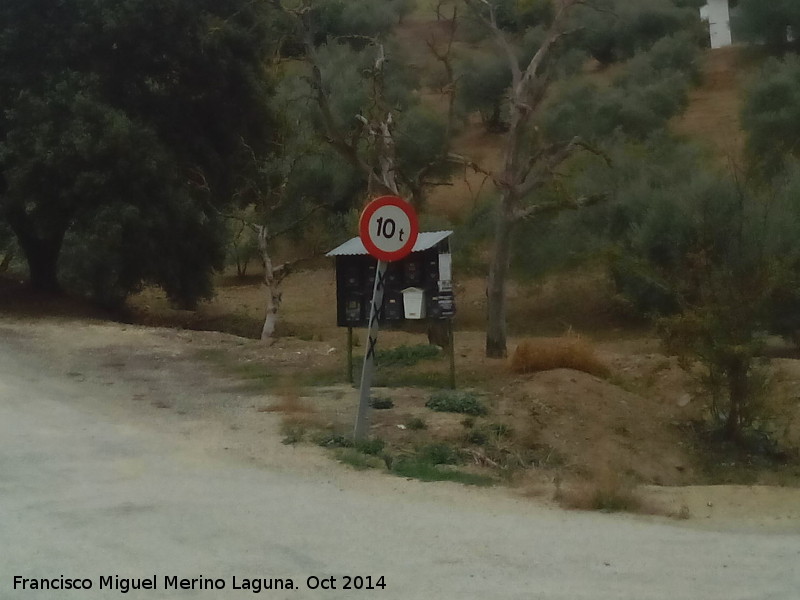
[326, 230, 453, 257]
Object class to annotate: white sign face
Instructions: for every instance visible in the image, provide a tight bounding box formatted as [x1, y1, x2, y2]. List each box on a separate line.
[359, 195, 419, 262]
[365, 204, 413, 254]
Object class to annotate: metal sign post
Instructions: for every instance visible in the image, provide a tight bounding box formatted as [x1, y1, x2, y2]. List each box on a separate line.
[353, 196, 419, 441]
[353, 260, 387, 440]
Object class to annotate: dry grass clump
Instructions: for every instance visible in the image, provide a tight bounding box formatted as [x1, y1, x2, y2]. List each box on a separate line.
[511, 335, 609, 377]
[259, 381, 315, 414]
[554, 463, 645, 513]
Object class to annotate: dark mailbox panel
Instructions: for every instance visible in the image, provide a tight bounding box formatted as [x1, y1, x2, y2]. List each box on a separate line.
[334, 242, 455, 328]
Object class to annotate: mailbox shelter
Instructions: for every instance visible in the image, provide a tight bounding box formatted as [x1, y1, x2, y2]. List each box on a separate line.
[326, 230, 455, 328]
[326, 230, 457, 386]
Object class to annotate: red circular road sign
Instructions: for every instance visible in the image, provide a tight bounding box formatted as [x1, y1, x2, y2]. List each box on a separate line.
[359, 196, 419, 262]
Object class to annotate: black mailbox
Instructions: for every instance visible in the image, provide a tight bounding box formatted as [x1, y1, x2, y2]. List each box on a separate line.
[385, 263, 402, 288]
[425, 255, 439, 284]
[427, 293, 443, 319]
[344, 264, 361, 290]
[404, 258, 422, 286]
[329, 231, 455, 328]
[344, 294, 363, 324]
[384, 291, 404, 321]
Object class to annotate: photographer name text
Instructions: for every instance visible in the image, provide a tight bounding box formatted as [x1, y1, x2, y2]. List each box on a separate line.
[13, 574, 386, 594]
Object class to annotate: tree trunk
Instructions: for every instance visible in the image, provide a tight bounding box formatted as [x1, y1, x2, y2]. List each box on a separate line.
[261, 286, 281, 340]
[725, 358, 748, 442]
[257, 225, 281, 342]
[25, 241, 62, 293]
[0, 249, 14, 273]
[5, 209, 65, 293]
[12, 229, 63, 293]
[486, 200, 515, 358]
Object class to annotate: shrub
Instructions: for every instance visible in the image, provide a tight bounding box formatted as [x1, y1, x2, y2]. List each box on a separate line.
[465, 423, 512, 446]
[314, 433, 354, 448]
[555, 463, 645, 513]
[405, 417, 427, 430]
[369, 396, 394, 409]
[355, 438, 386, 456]
[417, 442, 460, 465]
[336, 448, 385, 470]
[465, 428, 489, 446]
[511, 336, 609, 377]
[426, 390, 488, 416]
[742, 56, 800, 176]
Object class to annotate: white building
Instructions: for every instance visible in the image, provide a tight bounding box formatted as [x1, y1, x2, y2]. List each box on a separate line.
[700, 0, 732, 49]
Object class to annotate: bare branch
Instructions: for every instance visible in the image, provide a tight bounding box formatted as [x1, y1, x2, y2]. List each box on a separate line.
[463, 0, 522, 85]
[513, 193, 607, 221]
[447, 152, 499, 186]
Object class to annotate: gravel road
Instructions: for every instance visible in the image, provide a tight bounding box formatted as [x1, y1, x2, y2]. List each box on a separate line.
[1, 321, 799, 600]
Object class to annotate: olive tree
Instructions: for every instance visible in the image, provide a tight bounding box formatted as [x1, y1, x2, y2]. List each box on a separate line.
[0, 0, 276, 305]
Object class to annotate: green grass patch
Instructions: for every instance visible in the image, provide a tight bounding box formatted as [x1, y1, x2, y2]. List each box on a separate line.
[375, 344, 441, 367]
[417, 442, 460, 465]
[336, 448, 385, 471]
[355, 438, 386, 456]
[426, 390, 488, 416]
[391, 459, 494, 486]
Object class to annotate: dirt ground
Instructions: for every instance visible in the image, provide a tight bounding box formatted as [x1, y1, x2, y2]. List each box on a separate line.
[5, 321, 800, 600]
[2, 313, 799, 533]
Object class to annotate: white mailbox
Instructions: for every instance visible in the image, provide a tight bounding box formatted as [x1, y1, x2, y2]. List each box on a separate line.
[401, 287, 426, 319]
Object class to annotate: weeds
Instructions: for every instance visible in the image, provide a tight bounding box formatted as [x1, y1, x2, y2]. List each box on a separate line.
[314, 432, 354, 449]
[405, 417, 427, 430]
[355, 438, 386, 456]
[375, 344, 441, 367]
[336, 448, 385, 470]
[391, 459, 494, 486]
[555, 463, 645, 513]
[417, 442, 460, 465]
[369, 396, 394, 410]
[280, 421, 307, 445]
[426, 390, 488, 416]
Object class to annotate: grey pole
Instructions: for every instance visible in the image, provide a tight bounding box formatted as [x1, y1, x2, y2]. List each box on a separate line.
[448, 320, 456, 389]
[354, 260, 388, 440]
[346, 327, 354, 384]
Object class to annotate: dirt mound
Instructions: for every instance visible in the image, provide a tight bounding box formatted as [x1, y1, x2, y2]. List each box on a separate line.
[502, 369, 696, 485]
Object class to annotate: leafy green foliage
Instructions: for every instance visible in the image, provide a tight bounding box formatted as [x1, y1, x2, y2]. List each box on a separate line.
[613, 168, 800, 440]
[455, 51, 513, 131]
[542, 34, 700, 144]
[742, 56, 800, 177]
[310, 0, 404, 41]
[574, 0, 705, 64]
[734, 0, 800, 49]
[0, 0, 276, 303]
[426, 390, 488, 416]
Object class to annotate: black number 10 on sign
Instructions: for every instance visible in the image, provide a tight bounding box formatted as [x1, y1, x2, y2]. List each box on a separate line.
[359, 196, 419, 262]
